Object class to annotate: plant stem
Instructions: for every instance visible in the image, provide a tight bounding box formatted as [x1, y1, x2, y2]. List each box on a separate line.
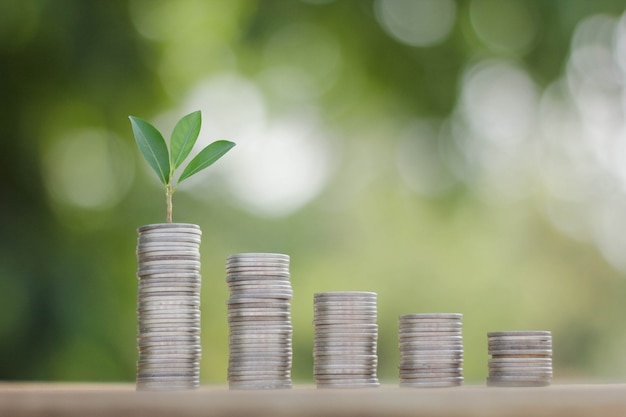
[166, 185, 173, 223]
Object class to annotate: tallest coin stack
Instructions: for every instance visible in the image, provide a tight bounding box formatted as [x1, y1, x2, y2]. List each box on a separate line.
[135, 223, 202, 390]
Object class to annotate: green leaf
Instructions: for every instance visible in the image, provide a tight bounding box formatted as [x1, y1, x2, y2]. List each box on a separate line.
[178, 140, 235, 184]
[129, 116, 171, 185]
[170, 110, 201, 170]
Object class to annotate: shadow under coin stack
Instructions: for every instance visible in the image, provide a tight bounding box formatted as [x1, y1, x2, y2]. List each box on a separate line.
[226, 253, 293, 390]
[313, 292, 379, 388]
[398, 313, 464, 388]
[487, 330, 553, 387]
[135, 223, 202, 390]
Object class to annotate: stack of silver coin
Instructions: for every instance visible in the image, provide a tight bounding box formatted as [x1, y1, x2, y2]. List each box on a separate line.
[398, 313, 464, 388]
[226, 253, 293, 389]
[313, 292, 379, 388]
[135, 223, 202, 390]
[487, 330, 552, 387]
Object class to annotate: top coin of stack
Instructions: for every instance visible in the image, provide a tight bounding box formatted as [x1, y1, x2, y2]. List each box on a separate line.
[487, 330, 552, 387]
[313, 292, 379, 388]
[136, 223, 202, 391]
[398, 313, 464, 388]
[226, 253, 293, 390]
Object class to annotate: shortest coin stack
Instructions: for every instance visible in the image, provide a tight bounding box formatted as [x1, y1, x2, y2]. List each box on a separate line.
[226, 253, 293, 390]
[487, 331, 552, 387]
[313, 292, 379, 388]
[398, 313, 464, 388]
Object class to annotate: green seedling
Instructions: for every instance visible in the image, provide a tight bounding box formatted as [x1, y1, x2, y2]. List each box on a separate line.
[129, 110, 235, 223]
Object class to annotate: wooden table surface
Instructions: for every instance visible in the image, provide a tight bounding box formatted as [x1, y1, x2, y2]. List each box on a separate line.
[1, 382, 625, 417]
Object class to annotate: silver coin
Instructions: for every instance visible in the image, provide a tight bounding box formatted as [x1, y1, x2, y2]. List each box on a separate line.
[137, 288, 200, 301]
[400, 368, 463, 376]
[138, 238, 202, 247]
[488, 331, 551, 337]
[138, 309, 200, 316]
[488, 344, 552, 352]
[228, 381, 292, 390]
[226, 264, 290, 271]
[138, 363, 199, 370]
[314, 367, 377, 376]
[227, 272, 291, 279]
[230, 293, 293, 301]
[229, 289, 293, 296]
[139, 258, 201, 266]
[228, 252, 289, 258]
[138, 301, 200, 309]
[400, 313, 462, 320]
[138, 317, 201, 325]
[231, 344, 292, 352]
[400, 380, 462, 388]
[228, 310, 291, 318]
[399, 362, 463, 370]
[228, 368, 291, 376]
[138, 341, 201, 349]
[227, 263, 290, 271]
[313, 319, 377, 326]
[315, 325, 378, 333]
[138, 324, 200, 332]
[314, 299, 378, 305]
[229, 362, 291, 369]
[137, 356, 200, 362]
[314, 291, 377, 298]
[230, 338, 291, 346]
[138, 271, 201, 279]
[488, 356, 552, 362]
[139, 223, 201, 232]
[400, 354, 463, 362]
[316, 380, 379, 388]
[229, 347, 292, 354]
[229, 323, 293, 330]
[228, 318, 291, 326]
[227, 299, 291, 306]
[138, 250, 199, 258]
[138, 248, 199, 257]
[138, 335, 201, 343]
[139, 229, 202, 237]
[315, 357, 378, 365]
[229, 282, 293, 290]
[314, 372, 377, 379]
[228, 279, 292, 286]
[139, 283, 201, 290]
[137, 366, 199, 373]
[139, 311, 201, 319]
[399, 334, 463, 341]
[139, 293, 200, 301]
[315, 337, 377, 345]
[314, 311, 377, 317]
[137, 245, 200, 254]
[488, 335, 552, 342]
[229, 328, 292, 335]
[489, 349, 552, 356]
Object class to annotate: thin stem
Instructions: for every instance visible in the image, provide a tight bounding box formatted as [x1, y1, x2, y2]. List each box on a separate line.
[166, 184, 173, 223]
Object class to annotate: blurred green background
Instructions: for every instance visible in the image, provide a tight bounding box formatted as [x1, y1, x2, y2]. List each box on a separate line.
[2, 0, 626, 385]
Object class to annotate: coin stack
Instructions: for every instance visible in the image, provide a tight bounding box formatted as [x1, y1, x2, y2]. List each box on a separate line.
[226, 253, 293, 390]
[135, 223, 202, 390]
[313, 292, 379, 388]
[397, 313, 464, 388]
[487, 330, 553, 387]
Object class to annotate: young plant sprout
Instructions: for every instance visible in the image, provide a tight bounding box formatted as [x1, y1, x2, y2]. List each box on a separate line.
[129, 110, 235, 223]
